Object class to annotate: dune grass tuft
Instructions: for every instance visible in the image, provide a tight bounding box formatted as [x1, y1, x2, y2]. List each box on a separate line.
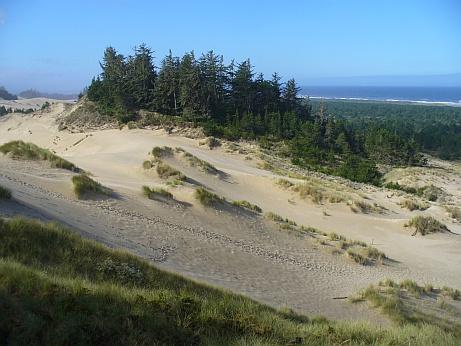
[181, 151, 218, 174]
[0, 185, 12, 199]
[405, 215, 448, 236]
[194, 187, 224, 206]
[400, 198, 429, 211]
[0, 140, 78, 171]
[156, 162, 186, 180]
[232, 200, 262, 213]
[71, 174, 111, 199]
[142, 185, 173, 199]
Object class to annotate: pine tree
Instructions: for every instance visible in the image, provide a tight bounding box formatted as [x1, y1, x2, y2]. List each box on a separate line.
[155, 50, 180, 115]
[179, 51, 203, 119]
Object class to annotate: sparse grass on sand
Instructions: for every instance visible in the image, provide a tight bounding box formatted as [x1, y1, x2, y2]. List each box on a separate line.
[194, 187, 224, 206]
[0, 217, 458, 345]
[0, 140, 78, 171]
[446, 206, 461, 222]
[232, 200, 262, 213]
[405, 215, 449, 236]
[179, 150, 218, 174]
[350, 279, 461, 338]
[142, 185, 173, 199]
[0, 185, 12, 199]
[400, 198, 429, 211]
[156, 162, 186, 180]
[265, 213, 386, 265]
[71, 174, 111, 199]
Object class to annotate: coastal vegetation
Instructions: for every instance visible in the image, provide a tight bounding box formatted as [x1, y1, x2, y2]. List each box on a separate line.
[0, 185, 12, 199]
[84, 45, 441, 184]
[405, 215, 449, 236]
[0, 217, 458, 344]
[71, 174, 111, 199]
[0, 140, 78, 171]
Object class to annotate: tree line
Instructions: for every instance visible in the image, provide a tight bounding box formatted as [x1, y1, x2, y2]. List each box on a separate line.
[86, 44, 427, 184]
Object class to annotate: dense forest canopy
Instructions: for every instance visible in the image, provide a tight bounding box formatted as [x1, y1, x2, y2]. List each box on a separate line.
[86, 44, 458, 184]
[310, 100, 461, 160]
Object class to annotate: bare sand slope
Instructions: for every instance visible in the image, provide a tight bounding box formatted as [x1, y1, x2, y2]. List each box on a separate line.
[0, 103, 460, 323]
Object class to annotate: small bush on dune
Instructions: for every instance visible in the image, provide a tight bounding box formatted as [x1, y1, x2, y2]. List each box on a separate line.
[0, 140, 78, 171]
[194, 187, 223, 206]
[71, 174, 111, 199]
[232, 200, 262, 213]
[152, 146, 173, 158]
[405, 215, 448, 236]
[0, 185, 12, 199]
[142, 185, 173, 199]
[156, 162, 186, 180]
[142, 160, 153, 169]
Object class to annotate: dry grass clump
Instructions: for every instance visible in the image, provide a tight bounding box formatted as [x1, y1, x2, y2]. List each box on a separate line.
[142, 186, 173, 200]
[400, 198, 429, 211]
[0, 185, 12, 199]
[232, 200, 262, 213]
[441, 286, 461, 300]
[276, 178, 294, 189]
[194, 187, 224, 206]
[446, 206, 461, 222]
[0, 140, 78, 171]
[346, 249, 368, 265]
[405, 215, 448, 236]
[71, 174, 111, 199]
[152, 146, 173, 158]
[349, 200, 384, 214]
[156, 162, 186, 180]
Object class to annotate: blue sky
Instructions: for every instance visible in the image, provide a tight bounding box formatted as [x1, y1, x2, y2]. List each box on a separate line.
[0, 0, 460, 93]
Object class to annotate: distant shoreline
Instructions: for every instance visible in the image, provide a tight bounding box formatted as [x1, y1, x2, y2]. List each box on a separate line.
[302, 95, 461, 107]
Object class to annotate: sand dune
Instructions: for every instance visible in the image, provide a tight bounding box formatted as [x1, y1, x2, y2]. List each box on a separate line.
[1, 101, 460, 323]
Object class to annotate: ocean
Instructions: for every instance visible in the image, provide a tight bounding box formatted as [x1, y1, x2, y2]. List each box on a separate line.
[300, 86, 461, 106]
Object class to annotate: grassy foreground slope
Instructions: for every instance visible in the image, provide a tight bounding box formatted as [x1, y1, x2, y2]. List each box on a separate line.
[0, 218, 457, 345]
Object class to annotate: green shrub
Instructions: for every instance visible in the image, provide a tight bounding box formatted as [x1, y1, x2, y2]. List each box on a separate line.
[152, 146, 173, 158]
[142, 185, 173, 199]
[0, 140, 78, 171]
[0, 185, 12, 199]
[142, 160, 153, 169]
[405, 215, 448, 235]
[232, 200, 262, 213]
[194, 187, 223, 206]
[71, 174, 111, 199]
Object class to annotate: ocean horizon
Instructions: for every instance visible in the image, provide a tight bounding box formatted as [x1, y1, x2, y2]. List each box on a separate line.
[300, 86, 461, 106]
